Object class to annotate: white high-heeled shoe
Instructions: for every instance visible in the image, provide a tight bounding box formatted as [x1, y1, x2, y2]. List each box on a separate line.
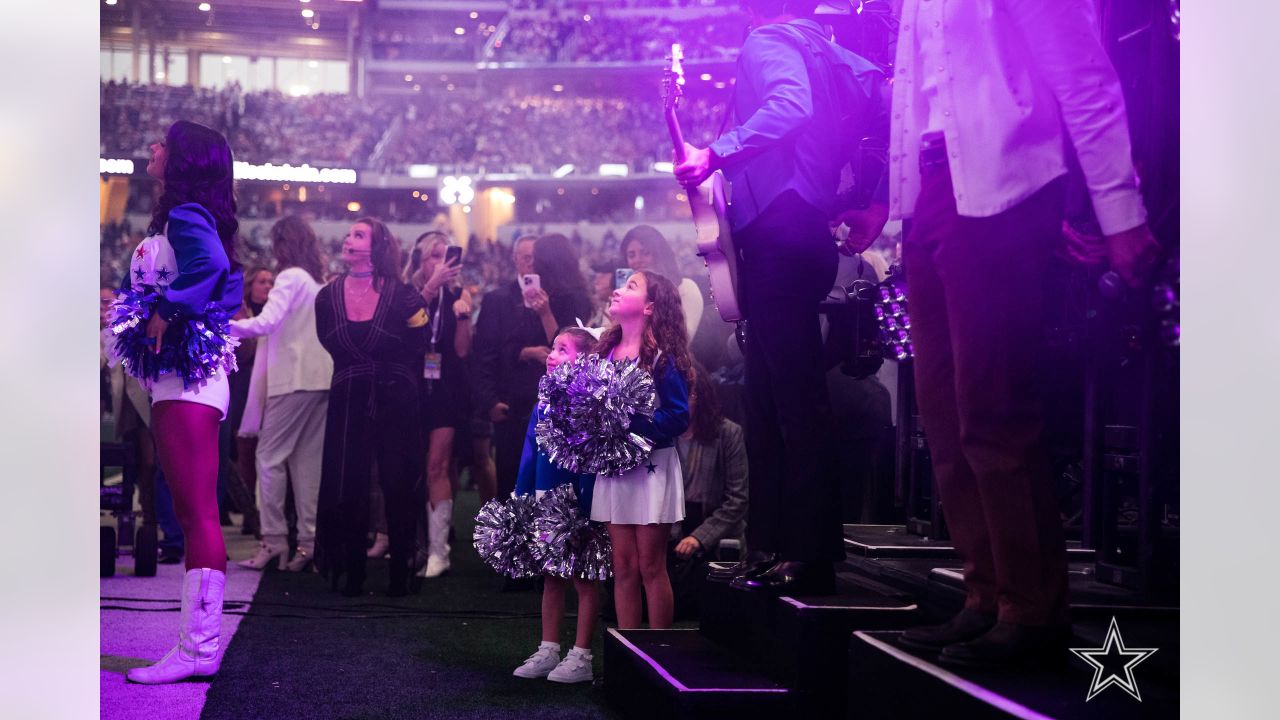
[127, 568, 225, 684]
[366, 532, 390, 559]
[238, 537, 287, 571]
[285, 543, 314, 572]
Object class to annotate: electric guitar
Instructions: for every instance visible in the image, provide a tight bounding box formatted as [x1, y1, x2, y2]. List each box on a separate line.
[662, 44, 742, 322]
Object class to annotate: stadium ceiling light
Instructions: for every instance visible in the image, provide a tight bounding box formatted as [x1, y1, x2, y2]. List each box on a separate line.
[301, 0, 311, 3]
[454, 27, 465, 35]
[598, 164, 629, 177]
[222, 55, 232, 63]
[552, 164, 575, 178]
[302, 8, 315, 18]
[105, 0, 118, 6]
[551, 84, 564, 92]
[700, 73, 712, 81]
[469, 11, 478, 19]
[404, 74, 413, 82]
[198, 3, 212, 11]
[583, 14, 592, 22]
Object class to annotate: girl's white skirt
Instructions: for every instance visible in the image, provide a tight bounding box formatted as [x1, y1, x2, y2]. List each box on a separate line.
[589, 446, 685, 525]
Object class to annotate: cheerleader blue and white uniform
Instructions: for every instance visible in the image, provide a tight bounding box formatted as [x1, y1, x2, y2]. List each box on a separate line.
[590, 354, 690, 525]
[514, 405, 596, 515]
[108, 203, 242, 418]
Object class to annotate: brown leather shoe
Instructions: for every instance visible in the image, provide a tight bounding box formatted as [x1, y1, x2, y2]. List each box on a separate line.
[898, 608, 998, 652]
[938, 621, 1072, 669]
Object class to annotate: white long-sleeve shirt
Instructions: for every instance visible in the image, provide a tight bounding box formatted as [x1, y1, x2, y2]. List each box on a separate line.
[889, 0, 1148, 235]
[230, 266, 332, 398]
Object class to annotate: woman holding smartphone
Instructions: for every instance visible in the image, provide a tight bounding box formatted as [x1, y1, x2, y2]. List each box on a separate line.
[407, 231, 473, 578]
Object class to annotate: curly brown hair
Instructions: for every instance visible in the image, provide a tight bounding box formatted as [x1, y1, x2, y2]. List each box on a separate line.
[595, 270, 695, 407]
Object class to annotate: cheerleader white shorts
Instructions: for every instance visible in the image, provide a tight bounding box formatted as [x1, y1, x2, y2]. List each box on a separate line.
[590, 446, 685, 525]
[146, 370, 230, 420]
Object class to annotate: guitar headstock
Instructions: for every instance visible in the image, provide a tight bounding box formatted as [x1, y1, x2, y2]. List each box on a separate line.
[662, 43, 686, 111]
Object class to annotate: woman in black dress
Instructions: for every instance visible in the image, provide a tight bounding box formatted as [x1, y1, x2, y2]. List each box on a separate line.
[314, 217, 430, 597]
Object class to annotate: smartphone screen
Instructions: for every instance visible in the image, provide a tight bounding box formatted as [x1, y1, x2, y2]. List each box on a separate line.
[445, 246, 462, 266]
[615, 268, 635, 290]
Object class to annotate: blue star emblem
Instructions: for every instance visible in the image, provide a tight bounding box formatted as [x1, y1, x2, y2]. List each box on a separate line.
[646, 462, 657, 474]
[1070, 616, 1158, 701]
[134, 267, 146, 281]
[155, 266, 171, 281]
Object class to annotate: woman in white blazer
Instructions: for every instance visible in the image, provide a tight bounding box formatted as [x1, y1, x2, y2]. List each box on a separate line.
[231, 215, 334, 572]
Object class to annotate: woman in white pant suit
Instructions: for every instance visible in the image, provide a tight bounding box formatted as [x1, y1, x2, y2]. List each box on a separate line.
[232, 215, 334, 572]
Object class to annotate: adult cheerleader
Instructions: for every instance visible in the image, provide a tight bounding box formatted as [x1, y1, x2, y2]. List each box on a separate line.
[114, 120, 243, 684]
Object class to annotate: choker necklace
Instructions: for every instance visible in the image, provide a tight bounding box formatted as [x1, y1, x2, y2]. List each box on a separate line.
[349, 270, 374, 278]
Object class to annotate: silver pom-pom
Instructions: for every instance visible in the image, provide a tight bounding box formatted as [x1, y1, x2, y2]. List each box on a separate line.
[535, 354, 657, 476]
[529, 485, 613, 581]
[472, 494, 540, 579]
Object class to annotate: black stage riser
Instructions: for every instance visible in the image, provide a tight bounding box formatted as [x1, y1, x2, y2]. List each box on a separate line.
[604, 629, 795, 720]
[847, 630, 1178, 720]
[699, 574, 920, 714]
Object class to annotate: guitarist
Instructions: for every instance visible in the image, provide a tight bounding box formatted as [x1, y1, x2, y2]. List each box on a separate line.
[675, 0, 879, 595]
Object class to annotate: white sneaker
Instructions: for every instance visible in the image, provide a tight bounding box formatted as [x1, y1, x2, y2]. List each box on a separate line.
[512, 643, 561, 679]
[547, 648, 594, 684]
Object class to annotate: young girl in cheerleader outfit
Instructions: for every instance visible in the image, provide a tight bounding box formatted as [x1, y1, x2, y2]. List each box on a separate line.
[511, 327, 603, 683]
[590, 271, 692, 630]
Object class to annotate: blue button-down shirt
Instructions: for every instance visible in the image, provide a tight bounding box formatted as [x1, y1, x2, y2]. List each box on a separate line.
[709, 19, 849, 231]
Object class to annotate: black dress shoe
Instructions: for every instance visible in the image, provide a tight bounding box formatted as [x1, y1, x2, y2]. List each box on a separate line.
[157, 548, 183, 565]
[938, 621, 1072, 669]
[708, 551, 779, 581]
[898, 608, 998, 652]
[730, 560, 835, 595]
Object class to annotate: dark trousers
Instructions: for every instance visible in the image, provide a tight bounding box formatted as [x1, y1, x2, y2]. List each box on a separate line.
[154, 468, 184, 553]
[738, 191, 843, 562]
[904, 163, 1069, 626]
[493, 408, 532, 501]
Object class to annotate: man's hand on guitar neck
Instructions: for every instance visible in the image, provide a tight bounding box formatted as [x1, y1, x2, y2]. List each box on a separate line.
[836, 202, 889, 255]
[673, 143, 719, 187]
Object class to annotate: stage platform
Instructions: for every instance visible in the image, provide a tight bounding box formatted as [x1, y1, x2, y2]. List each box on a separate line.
[603, 524, 1178, 718]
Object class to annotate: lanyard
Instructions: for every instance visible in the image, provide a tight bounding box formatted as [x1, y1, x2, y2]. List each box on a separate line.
[429, 286, 445, 349]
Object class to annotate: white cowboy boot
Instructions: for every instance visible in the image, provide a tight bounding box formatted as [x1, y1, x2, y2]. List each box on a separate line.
[238, 535, 287, 571]
[417, 500, 453, 578]
[127, 568, 225, 684]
